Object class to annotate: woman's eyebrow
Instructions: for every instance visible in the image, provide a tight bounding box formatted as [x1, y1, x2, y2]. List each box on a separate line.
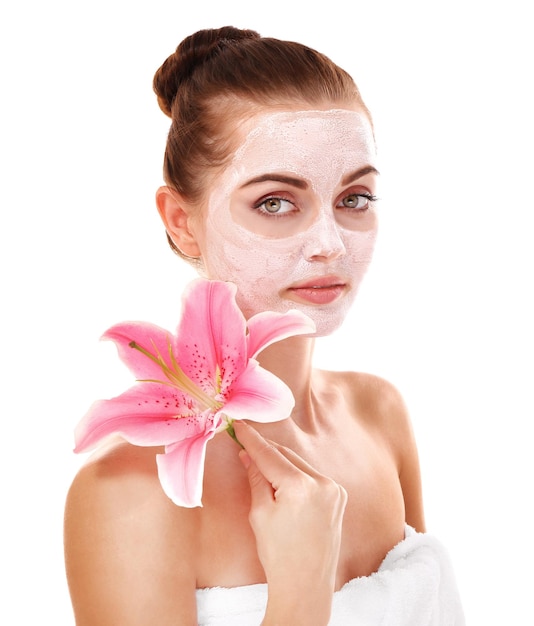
[341, 165, 380, 185]
[239, 173, 308, 190]
[239, 166, 379, 190]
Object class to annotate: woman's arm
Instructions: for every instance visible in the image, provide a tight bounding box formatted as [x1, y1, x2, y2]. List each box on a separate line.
[64, 443, 198, 626]
[234, 421, 347, 626]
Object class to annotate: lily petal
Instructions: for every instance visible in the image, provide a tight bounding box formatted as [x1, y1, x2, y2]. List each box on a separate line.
[156, 419, 218, 507]
[247, 309, 316, 359]
[103, 321, 176, 381]
[176, 279, 248, 395]
[222, 360, 295, 423]
[74, 384, 201, 452]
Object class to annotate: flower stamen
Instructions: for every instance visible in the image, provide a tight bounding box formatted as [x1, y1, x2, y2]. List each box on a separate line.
[129, 340, 222, 411]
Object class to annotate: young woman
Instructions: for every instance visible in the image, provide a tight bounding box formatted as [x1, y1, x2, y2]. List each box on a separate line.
[64, 26, 464, 625]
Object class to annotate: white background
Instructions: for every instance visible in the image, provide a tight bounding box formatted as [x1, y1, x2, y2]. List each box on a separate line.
[1, 1, 532, 623]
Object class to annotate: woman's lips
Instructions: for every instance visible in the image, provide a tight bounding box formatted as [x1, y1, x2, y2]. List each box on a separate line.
[287, 277, 347, 305]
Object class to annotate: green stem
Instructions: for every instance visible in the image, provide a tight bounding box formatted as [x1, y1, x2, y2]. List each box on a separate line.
[225, 420, 244, 449]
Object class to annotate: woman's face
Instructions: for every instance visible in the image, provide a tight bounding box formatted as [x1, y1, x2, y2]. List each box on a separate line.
[193, 107, 379, 336]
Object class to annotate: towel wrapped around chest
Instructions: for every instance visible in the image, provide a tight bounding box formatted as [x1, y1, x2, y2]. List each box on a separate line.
[195, 526, 465, 625]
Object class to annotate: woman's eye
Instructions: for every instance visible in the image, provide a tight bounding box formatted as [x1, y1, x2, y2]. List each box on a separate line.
[254, 196, 296, 216]
[339, 193, 376, 211]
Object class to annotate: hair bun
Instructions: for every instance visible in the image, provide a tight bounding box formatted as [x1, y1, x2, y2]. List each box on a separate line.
[153, 26, 260, 117]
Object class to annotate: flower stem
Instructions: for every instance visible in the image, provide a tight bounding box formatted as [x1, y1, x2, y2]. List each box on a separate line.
[225, 420, 244, 449]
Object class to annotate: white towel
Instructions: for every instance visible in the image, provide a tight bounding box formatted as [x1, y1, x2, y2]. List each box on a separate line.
[196, 526, 465, 625]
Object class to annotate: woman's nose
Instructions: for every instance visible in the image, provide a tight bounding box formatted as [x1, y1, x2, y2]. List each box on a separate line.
[303, 212, 346, 262]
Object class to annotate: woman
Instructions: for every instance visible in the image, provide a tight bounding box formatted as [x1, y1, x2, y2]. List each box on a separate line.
[64, 26, 464, 625]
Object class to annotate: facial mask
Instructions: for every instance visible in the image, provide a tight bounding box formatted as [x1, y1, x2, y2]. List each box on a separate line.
[198, 109, 378, 336]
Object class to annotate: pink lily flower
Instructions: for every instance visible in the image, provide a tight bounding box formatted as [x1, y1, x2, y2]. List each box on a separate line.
[74, 278, 315, 507]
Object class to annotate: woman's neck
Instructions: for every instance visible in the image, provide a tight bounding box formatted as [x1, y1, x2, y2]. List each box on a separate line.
[255, 335, 316, 428]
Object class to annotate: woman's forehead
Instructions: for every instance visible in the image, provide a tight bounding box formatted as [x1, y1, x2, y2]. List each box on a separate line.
[228, 109, 377, 182]
[235, 108, 373, 144]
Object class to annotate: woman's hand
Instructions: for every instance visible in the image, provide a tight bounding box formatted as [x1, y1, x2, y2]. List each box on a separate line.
[233, 421, 347, 626]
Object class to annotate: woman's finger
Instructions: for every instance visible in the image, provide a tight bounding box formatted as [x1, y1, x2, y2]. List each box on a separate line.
[269, 440, 329, 479]
[238, 449, 278, 507]
[235, 421, 330, 480]
[234, 421, 301, 488]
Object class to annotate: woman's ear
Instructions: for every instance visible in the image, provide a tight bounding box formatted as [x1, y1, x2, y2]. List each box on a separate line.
[155, 186, 201, 258]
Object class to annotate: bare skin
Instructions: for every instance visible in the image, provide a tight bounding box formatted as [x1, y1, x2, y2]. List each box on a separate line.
[64, 338, 425, 625]
[64, 102, 425, 625]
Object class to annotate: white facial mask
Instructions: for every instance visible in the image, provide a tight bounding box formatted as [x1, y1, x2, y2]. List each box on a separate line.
[198, 109, 378, 336]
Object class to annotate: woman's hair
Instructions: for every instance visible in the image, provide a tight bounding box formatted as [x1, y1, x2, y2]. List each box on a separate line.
[153, 26, 371, 206]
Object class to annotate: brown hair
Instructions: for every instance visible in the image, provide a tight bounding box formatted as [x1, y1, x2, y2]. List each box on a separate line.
[153, 26, 371, 206]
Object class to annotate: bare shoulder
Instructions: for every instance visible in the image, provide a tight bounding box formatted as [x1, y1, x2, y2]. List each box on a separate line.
[64, 440, 199, 625]
[321, 369, 412, 435]
[65, 439, 188, 526]
[318, 369, 426, 531]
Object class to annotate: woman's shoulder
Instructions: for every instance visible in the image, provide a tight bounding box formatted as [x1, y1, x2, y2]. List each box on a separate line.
[323, 369, 425, 531]
[318, 369, 409, 418]
[316, 368, 415, 453]
[65, 439, 201, 557]
[65, 442, 203, 562]
[64, 439, 200, 622]
[65, 438, 199, 527]
[67, 439, 163, 506]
